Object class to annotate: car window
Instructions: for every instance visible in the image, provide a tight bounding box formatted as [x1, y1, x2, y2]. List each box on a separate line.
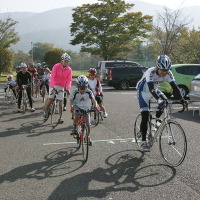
[105, 62, 140, 68]
[175, 66, 200, 75]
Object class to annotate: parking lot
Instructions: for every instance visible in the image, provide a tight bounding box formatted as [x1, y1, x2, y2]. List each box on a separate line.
[0, 84, 200, 200]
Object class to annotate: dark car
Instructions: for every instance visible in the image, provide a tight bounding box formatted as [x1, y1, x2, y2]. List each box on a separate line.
[96, 60, 143, 82]
[107, 66, 147, 89]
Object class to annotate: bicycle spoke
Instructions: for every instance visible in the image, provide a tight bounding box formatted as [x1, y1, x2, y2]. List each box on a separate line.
[159, 120, 187, 167]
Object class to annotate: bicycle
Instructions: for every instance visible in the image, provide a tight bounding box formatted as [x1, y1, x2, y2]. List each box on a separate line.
[134, 100, 187, 167]
[40, 81, 47, 103]
[4, 85, 16, 104]
[89, 106, 103, 128]
[49, 88, 63, 128]
[76, 108, 90, 162]
[20, 84, 29, 114]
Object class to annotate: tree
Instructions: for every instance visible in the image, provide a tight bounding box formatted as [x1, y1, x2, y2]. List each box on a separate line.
[29, 42, 54, 63]
[44, 48, 65, 68]
[14, 50, 31, 67]
[149, 7, 191, 57]
[0, 49, 13, 75]
[0, 17, 20, 52]
[70, 0, 152, 60]
[172, 28, 200, 63]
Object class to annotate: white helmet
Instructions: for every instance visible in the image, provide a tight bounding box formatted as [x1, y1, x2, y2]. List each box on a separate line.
[19, 63, 28, 68]
[61, 53, 71, 61]
[76, 75, 88, 87]
[156, 55, 172, 71]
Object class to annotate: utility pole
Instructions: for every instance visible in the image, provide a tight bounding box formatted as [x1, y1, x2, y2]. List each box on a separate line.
[31, 42, 34, 62]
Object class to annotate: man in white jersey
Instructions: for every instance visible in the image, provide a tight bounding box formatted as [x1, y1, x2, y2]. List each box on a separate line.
[70, 75, 98, 146]
[136, 55, 187, 152]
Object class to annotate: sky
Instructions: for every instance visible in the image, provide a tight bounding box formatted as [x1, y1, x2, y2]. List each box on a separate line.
[0, 0, 200, 13]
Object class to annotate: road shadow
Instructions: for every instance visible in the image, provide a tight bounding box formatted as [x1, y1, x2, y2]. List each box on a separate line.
[48, 149, 176, 200]
[0, 147, 85, 183]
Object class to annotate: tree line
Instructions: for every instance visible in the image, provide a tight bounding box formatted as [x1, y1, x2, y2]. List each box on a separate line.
[0, 0, 200, 75]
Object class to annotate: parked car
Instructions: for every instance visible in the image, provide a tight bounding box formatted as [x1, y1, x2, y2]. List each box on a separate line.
[188, 74, 200, 101]
[96, 60, 143, 82]
[107, 66, 147, 90]
[158, 64, 200, 98]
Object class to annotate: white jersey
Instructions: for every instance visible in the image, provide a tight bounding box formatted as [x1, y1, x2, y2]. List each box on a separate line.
[70, 88, 94, 110]
[42, 73, 51, 81]
[136, 67, 175, 93]
[88, 78, 102, 96]
[6, 80, 17, 87]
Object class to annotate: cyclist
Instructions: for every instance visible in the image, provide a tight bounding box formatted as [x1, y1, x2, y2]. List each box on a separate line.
[136, 55, 187, 152]
[70, 75, 98, 146]
[4, 75, 17, 98]
[28, 62, 37, 97]
[40, 67, 51, 95]
[88, 68, 108, 118]
[16, 63, 35, 112]
[43, 53, 72, 123]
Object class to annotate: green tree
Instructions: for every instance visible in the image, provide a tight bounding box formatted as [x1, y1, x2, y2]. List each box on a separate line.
[14, 50, 31, 67]
[0, 17, 20, 52]
[70, 0, 152, 60]
[29, 42, 54, 62]
[44, 48, 65, 68]
[173, 28, 200, 63]
[0, 49, 14, 75]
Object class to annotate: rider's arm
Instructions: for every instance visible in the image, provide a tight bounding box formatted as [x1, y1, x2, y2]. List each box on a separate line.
[91, 98, 98, 108]
[169, 81, 184, 100]
[65, 67, 72, 91]
[27, 72, 32, 84]
[147, 82, 160, 100]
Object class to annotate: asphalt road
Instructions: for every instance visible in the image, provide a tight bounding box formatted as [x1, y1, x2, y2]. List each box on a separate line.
[0, 84, 200, 200]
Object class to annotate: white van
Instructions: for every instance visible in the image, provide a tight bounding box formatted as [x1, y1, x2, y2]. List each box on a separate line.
[96, 60, 143, 82]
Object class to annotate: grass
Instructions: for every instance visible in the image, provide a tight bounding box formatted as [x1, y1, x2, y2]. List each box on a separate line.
[0, 70, 88, 82]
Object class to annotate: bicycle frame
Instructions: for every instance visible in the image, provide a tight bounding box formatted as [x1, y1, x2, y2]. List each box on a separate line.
[76, 109, 90, 162]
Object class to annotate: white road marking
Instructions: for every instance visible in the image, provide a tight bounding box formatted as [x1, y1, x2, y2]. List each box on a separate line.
[43, 138, 136, 146]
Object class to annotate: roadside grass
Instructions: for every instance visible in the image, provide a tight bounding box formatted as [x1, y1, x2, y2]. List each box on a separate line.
[0, 70, 88, 82]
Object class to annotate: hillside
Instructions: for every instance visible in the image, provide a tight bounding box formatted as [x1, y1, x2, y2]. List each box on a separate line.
[0, 0, 199, 52]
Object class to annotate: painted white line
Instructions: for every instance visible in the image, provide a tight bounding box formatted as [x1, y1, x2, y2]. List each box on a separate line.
[120, 93, 134, 94]
[43, 138, 136, 146]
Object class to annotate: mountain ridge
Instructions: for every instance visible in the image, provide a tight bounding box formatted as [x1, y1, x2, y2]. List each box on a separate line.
[0, 1, 199, 52]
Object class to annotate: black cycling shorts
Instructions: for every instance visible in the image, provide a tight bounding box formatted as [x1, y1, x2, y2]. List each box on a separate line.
[95, 96, 103, 104]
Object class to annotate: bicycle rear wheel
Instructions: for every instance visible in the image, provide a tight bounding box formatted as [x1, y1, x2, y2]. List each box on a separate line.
[90, 109, 99, 128]
[51, 99, 62, 128]
[159, 120, 187, 167]
[82, 125, 89, 162]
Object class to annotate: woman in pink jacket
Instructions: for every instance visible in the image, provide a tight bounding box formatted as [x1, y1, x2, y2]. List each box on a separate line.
[43, 53, 72, 123]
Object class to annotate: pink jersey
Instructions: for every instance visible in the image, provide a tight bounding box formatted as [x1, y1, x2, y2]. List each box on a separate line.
[50, 63, 72, 91]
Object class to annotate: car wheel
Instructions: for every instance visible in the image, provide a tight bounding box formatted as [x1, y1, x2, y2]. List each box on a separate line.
[178, 85, 188, 98]
[120, 81, 129, 90]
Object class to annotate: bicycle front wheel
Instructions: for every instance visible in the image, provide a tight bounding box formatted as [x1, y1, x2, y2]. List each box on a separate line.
[51, 100, 62, 128]
[159, 120, 187, 167]
[81, 125, 89, 162]
[21, 91, 28, 114]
